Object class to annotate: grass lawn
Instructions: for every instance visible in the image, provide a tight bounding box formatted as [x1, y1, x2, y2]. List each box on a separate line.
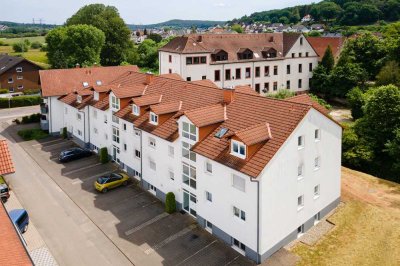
[17, 128, 49, 141]
[0, 45, 49, 69]
[0, 36, 46, 45]
[292, 167, 400, 265]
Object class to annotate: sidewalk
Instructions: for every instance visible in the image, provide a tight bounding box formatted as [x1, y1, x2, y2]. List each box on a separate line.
[4, 190, 58, 266]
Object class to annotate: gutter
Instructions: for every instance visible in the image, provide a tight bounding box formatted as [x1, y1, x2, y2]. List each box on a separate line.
[250, 177, 260, 264]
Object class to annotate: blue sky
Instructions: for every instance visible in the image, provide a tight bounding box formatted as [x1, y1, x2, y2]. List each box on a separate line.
[3, 0, 317, 25]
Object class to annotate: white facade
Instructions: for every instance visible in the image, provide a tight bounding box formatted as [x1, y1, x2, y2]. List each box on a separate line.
[45, 90, 341, 263]
[159, 35, 318, 95]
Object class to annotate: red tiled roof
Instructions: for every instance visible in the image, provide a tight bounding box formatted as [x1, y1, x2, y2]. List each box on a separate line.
[0, 139, 15, 175]
[132, 94, 162, 107]
[234, 85, 260, 96]
[185, 104, 226, 127]
[159, 33, 302, 62]
[112, 84, 145, 98]
[40, 65, 139, 97]
[306, 37, 345, 61]
[92, 96, 109, 111]
[234, 122, 272, 146]
[0, 203, 32, 266]
[151, 101, 182, 115]
[191, 79, 219, 88]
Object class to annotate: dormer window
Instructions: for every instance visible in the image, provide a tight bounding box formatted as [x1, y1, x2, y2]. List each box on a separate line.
[83, 82, 89, 87]
[212, 50, 228, 61]
[132, 104, 140, 116]
[93, 92, 99, 101]
[96, 80, 102, 85]
[111, 95, 120, 110]
[150, 112, 158, 125]
[182, 122, 197, 141]
[237, 49, 253, 60]
[231, 140, 246, 159]
[77, 95, 82, 103]
[262, 48, 277, 59]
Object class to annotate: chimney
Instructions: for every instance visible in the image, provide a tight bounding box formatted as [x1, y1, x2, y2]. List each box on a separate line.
[223, 86, 235, 104]
[75, 63, 80, 68]
[145, 71, 154, 85]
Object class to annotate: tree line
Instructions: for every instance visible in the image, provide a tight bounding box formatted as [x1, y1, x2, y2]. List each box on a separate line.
[311, 22, 400, 182]
[231, 0, 400, 26]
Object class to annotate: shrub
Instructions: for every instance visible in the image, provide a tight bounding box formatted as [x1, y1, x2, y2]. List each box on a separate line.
[18, 128, 48, 141]
[21, 113, 41, 124]
[30, 41, 43, 49]
[309, 94, 332, 110]
[99, 147, 109, 164]
[12, 41, 29, 53]
[61, 127, 68, 139]
[165, 192, 176, 214]
[23, 89, 41, 95]
[266, 89, 295, 99]
[0, 89, 8, 94]
[0, 95, 41, 108]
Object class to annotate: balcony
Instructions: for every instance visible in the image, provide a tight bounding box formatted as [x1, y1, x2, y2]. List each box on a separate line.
[40, 103, 48, 114]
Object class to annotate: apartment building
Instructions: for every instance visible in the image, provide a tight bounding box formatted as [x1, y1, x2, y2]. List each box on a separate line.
[159, 33, 319, 94]
[40, 68, 342, 263]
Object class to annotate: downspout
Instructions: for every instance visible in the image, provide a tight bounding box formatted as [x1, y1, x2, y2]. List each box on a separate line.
[222, 64, 225, 88]
[250, 177, 260, 264]
[87, 106, 91, 148]
[252, 61, 255, 88]
[48, 97, 52, 133]
[140, 129, 143, 189]
[81, 110, 86, 147]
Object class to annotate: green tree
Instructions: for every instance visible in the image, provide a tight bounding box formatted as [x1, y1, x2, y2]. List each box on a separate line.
[136, 39, 159, 69]
[347, 86, 367, 119]
[319, 1, 342, 21]
[165, 192, 176, 214]
[66, 4, 132, 66]
[329, 62, 368, 97]
[376, 61, 400, 86]
[147, 33, 162, 43]
[321, 45, 335, 73]
[310, 65, 330, 95]
[231, 24, 243, 33]
[342, 125, 374, 168]
[46, 24, 105, 69]
[12, 41, 29, 52]
[385, 128, 400, 173]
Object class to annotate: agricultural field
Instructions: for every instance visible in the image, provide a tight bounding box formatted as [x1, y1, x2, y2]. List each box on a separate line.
[0, 36, 49, 68]
[292, 167, 400, 266]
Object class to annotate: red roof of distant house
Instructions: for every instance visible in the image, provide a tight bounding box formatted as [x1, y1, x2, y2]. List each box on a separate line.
[0, 203, 33, 266]
[0, 139, 15, 175]
[306, 37, 345, 61]
[39, 65, 139, 97]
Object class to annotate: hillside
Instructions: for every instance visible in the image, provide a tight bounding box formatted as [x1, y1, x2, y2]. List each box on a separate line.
[231, 0, 400, 26]
[128, 19, 225, 30]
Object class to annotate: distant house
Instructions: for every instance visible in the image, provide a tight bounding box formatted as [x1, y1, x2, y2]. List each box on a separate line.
[275, 25, 292, 32]
[292, 25, 310, 33]
[301, 14, 312, 23]
[311, 24, 325, 32]
[0, 54, 42, 93]
[306, 37, 346, 62]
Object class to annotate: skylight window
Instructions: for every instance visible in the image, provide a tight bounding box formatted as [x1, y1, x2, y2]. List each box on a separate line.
[215, 128, 228, 138]
[96, 80, 102, 85]
[83, 82, 89, 87]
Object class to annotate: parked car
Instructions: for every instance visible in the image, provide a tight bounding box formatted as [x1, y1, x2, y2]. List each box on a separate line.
[94, 173, 130, 193]
[0, 175, 10, 203]
[9, 209, 29, 234]
[59, 147, 92, 163]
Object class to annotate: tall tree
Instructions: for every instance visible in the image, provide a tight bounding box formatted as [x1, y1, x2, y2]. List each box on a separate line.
[46, 25, 105, 69]
[321, 45, 335, 73]
[66, 4, 132, 66]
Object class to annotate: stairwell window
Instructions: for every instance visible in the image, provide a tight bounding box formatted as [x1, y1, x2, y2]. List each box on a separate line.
[112, 127, 120, 143]
[298, 164, 304, 179]
[182, 141, 196, 162]
[314, 185, 320, 199]
[111, 96, 120, 110]
[231, 140, 246, 159]
[182, 162, 196, 189]
[298, 195, 304, 210]
[315, 129, 321, 141]
[314, 156, 321, 170]
[182, 122, 197, 141]
[298, 135, 304, 149]
[150, 112, 158, 125]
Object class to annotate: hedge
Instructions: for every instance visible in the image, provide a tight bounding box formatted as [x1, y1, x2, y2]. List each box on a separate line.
[165, 192, 176, 214]
[0, 96, 41, 108]
[0, 89, 8, 94]
[20, 113, 41, 124]
[99, 147, 109, 164]
[61, 127, 68, 139]
[18, 128, 48, 141]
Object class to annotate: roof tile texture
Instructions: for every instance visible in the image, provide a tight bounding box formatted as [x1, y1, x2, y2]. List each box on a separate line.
[0, 139, 15, 175]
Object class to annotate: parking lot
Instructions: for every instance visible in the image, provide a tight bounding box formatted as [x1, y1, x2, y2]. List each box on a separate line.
[15, 133, 254, 266]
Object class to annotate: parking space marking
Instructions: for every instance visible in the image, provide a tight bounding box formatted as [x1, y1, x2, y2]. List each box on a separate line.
[63, 163, 102, 176]
[125, 212, 169, 236]
[176, 240, 218, 266]
[225, 255, 241, 266]
[71, 171, 111, 184]
[143, 224, 196, 255]
[72, 180, 83, 185]
[35, 141, 72, 149]
[142, 200, 158, 208]
[32, 139, 64, 147]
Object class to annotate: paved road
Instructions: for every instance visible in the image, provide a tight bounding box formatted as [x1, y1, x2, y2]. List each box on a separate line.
[0, 107, 132, 266]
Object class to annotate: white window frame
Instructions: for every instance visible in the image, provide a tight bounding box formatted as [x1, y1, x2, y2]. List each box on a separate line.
[169, 169, 174, 180]
[168, 145, 174, 158]
[182, 121, 197, 141]
[205, 161, 212, 174]
[206, 191, 212, 202]
[232, 174, 246, 192]
[298, 135, 304, 149]
[135, 149, 141, 159]
[111, 95, 120, 110]
[17, 85, 23, 90]
[231, 140, 246, 159]
[96, 80, 102, 85]
[232, 238, 246, 254]
[77, 95, 82, 103]
[8, 77, 13, 83]
[297, 195, 304, 211]
[17, 75, 23, 80]
[148, 137, 156, 148]
[82, 81, 89, 87]
[112, 126, 120, 143]
[315, 129, 321, 141]
[182, 141, 196, 162]
[314, 184, 320, 199]
[133, 104, 140, 116]
[150, 112, 158, 125]
[233, 206, 246, 221]
[16, 67, 23, 73]
[314, 156, 321, 170]
[297, 163, 304, 179]
[182, 162, 196, 189]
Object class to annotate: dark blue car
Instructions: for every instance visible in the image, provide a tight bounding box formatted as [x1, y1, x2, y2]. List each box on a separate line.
[59, 147, 92, 163]
[9, 209, 29, 234]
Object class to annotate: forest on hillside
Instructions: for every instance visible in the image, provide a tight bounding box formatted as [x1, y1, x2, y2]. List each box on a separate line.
[231, 0, 400, 26]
